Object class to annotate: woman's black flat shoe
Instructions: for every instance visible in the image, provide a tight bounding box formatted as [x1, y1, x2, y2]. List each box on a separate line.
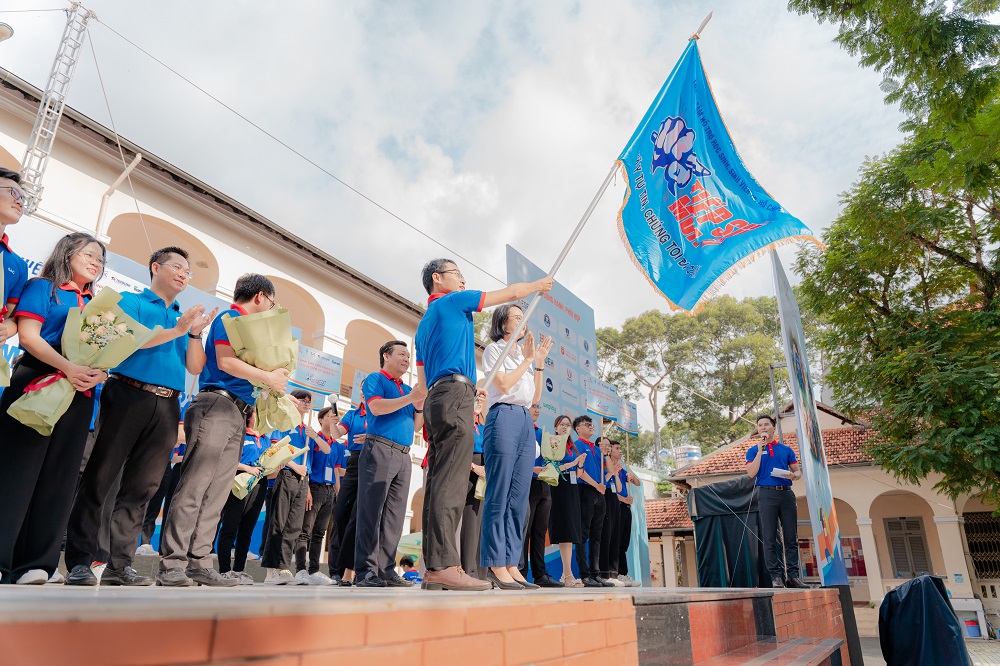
[486, 569, 524, 590]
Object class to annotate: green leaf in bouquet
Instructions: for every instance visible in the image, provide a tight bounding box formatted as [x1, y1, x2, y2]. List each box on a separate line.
[7, 375, 76, 436]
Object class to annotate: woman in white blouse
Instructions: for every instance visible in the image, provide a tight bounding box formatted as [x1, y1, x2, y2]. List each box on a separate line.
[480, 303, 552, 590]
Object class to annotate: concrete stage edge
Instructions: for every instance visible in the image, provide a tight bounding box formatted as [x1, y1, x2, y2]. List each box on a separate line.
[0, 586, 850, 666]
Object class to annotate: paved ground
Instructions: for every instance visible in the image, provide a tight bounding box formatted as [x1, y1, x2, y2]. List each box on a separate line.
[862, 636, 1000, 665]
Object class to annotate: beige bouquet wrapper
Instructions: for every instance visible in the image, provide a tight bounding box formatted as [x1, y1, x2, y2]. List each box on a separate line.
[537, 429, 566, 487]
[7, 288, 162, 436]
[474, 476, 486, 500]
[221, 308, 299, 432]
[231, 435, 306, 499]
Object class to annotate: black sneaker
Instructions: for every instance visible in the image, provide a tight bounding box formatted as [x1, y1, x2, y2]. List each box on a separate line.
[338, 578, 353, 587]
[355, 571, 387, 588]
[187, 567, 238, 587]
[101, 566, 153, 586]
[582, 576, 604, 587]
[381, 572, 414, 588]
[595, 576, 615, 588]
[65, 564, 99, 586]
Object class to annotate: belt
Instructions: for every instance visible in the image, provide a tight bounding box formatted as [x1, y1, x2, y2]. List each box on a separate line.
[367, 433, 410, 455]
[201, 387, 254, 418]
[111, 374, 181, 399]
[429, 373, 474, 392]
[759, 485, 792, 491]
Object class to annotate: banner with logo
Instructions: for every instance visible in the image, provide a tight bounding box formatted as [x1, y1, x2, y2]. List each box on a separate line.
[585, 376, 620, 421]
[289, 344, 343, 408]
[773, 253, 848, 586]
[505, 246, 597, 429]
[618, 398, 639, 435]
[616, 39, 818, 312]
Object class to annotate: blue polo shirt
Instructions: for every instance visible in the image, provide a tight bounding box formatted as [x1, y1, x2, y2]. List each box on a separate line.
[308, 432, 342, 485]
[363, 369, 415, 447]
[1, 234, 28, 317]
[240, 430, 267, 466]
[15, 278, 92, 346]
[340, 405, 367, 452]
[414, 289, 484, 387]
[576, 438, 603, 488]
[473, 422, 484, 454]
[617, 467, 630, 499]
[111, 289, 187, 391]
[272, 423, 310, 468]
[531, 425, 543, 478]
[199, 305, 255, 405]
[746, 440, 797, 487]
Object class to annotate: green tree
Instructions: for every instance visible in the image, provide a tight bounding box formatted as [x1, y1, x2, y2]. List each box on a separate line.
[473, 308, 493, 343]
[791, 0, 1000, 499]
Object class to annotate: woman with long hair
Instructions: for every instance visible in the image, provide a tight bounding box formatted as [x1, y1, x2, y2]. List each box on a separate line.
[546, 414, 586, 587]
[0, 233, 107, 584]
[480, 303, 552, 590]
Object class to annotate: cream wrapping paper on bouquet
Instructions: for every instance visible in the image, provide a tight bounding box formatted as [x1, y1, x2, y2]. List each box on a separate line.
[220, 308, 299, 432]
[231, 436, 306, 499]
[7, 288, 161, 436]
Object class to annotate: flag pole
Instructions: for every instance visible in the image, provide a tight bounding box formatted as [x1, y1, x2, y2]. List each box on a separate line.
[481, 162, 619, 393]
[691, 12, 713, 40]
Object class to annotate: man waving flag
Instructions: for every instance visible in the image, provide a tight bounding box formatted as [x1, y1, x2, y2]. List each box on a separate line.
[616, 38, 819, 312]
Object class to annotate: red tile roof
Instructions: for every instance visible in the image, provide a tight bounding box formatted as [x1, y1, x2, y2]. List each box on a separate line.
[646, 498, 694, 531]
[670, 427, 874, 481]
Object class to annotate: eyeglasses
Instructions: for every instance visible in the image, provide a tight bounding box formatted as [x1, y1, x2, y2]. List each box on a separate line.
[77, 250, 105, 267]
[507, 314, 523, 323]
[262, 293, 276, 310]
[435, 268, 464, 280]
[156, 262, 194, 279]
[1, 186, 24, 204]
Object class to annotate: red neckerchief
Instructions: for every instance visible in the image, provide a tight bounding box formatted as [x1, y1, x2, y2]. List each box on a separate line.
[231, 303, 249, 315]
[380, 369, 404, 396]
[578, 438, 595, 456]
[59, 282, 93, 310]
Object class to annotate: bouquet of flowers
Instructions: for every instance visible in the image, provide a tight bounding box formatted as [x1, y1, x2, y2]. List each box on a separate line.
[537, 429, 565, 487]
[231, 435, 306, 499]
[221, 308, 299, 432]
[8, 288, 161, 436]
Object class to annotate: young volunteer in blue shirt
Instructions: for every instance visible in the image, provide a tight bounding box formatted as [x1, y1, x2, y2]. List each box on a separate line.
[459, 391, 487, 580]
[573, 415, 614, 587]
[0, 233, 107, 585]
[331, 393, 367, 584]
[547, 414, 586, 587]
[597, 437, 624, 586]
[65, 246, 217, 587]
[519, 403, 562, 587]
[293, 404, 341, 585]
[0, 168, 28, 363]
[611, 442, 641, 587]
[746, 414, 808, 589]
[216, 420, 269, 584]
[354, 341, 425, 588]
[414, 257, 551, 591]
[157, 274, 289, 587]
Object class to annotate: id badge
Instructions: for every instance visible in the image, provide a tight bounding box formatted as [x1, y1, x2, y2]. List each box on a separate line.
[324, 466, 333, 483]
[569, 470, 578, 485]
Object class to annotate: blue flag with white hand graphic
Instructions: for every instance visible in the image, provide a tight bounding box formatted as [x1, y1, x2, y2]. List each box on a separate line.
[617, 40, 818, 312]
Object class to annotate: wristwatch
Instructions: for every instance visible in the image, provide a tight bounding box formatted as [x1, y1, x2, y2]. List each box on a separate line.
[187, 332, 201, 339]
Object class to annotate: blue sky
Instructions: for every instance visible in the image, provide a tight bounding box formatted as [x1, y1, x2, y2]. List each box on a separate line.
[0, 0, 905, 330]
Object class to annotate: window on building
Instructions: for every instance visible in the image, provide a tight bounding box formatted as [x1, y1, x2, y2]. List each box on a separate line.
[963, 512, 1000, 579]
[885, 517, 931, 578]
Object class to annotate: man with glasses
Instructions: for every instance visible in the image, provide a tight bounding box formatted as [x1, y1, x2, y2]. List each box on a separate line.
[65, 247, 218, 586]
[414, 258, 552, 591]
[0, 169, 28, 366]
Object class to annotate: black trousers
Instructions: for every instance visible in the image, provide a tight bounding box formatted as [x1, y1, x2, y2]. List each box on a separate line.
[519, 478, 551, 579]
[66, 379, 181, 571]
[759, 487, 800, 580]
[334, 453, 360, 574]
[325, 500, 341, 577]
[599, 487, 621, 578]
[0, 354, 94, 582]
[295, 482, 336, 574]
[422, 380, 475, 570]
[261, 469, 307, 570]
[460, 452, 484, 579]
[619, 501, 632, 576]
[141, 463, 181, 544]
[259, 485, 273, 556]
[354, 437, 411, 577]
[576, 485, 606, 579]
[216, 483, 265, 573]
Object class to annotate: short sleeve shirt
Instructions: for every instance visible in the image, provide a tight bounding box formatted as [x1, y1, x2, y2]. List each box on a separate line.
[339, 405, 367, 452]
[746, 440, 797, 487]
[308, 432, 339, 485]
[111, 289, 187, 391]
[15, 278, 92, 346]
[1, 234, 28, 318]
[414, 290, 484, 387]
[363, 370, 415, 447]
[199, 305, 255, 405]
[240, 430, 267, 466]
[483, 340, 534, 408]
[576, 438, 603, 487]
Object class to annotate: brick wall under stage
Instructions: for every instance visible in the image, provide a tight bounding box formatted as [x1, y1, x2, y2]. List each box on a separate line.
[771, 589, 849, 665]
[2, 597, 640, 666]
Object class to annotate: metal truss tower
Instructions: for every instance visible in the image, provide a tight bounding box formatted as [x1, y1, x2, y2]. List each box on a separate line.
[20, 2, 95, 215]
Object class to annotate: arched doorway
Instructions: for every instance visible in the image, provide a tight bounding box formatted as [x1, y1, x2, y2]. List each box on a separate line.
[263, 275, 325, 350]
[870, 490, 944, 583]
[340, 319, 395, 396]
[409, 487, 424, 534]
[106, 213, 220, 292]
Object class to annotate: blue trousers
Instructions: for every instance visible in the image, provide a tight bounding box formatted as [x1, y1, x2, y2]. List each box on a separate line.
[480, 403, 535, 568]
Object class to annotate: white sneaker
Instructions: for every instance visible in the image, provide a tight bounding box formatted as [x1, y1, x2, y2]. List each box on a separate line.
[15, 569, 48, 585]
[294, 569, 312, 584]
[619, 574, 640, 587]
[236, 571, 254, 585]
[92, 563, 107, 581]
[308, 571, 334, 586]
[607, 576, 626, 587]
[220, 571, 241, 583]
[135, 544, 157, 557]
[264, 568, 300, 585]
[246, 552, 259, 561]
[49, 570, 65, 584]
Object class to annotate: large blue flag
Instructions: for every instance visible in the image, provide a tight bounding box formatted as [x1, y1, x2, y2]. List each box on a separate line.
[617, 39, 818, 312]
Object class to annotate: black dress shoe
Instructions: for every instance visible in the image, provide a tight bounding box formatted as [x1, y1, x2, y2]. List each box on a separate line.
[355, 571, 386, 588]
[582, 576, 604, 587]
[535, 574, 564, 588]
[515, 579, 540, 590]
[771, 577, 786, 588]
[338, 579, 353, 587]
[381, 572, 414, 588]
[65, 564, 99, 586]
[486, 569, 524, 590]
[785, 577, 810, 589]
[101, 566, 153, 586]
